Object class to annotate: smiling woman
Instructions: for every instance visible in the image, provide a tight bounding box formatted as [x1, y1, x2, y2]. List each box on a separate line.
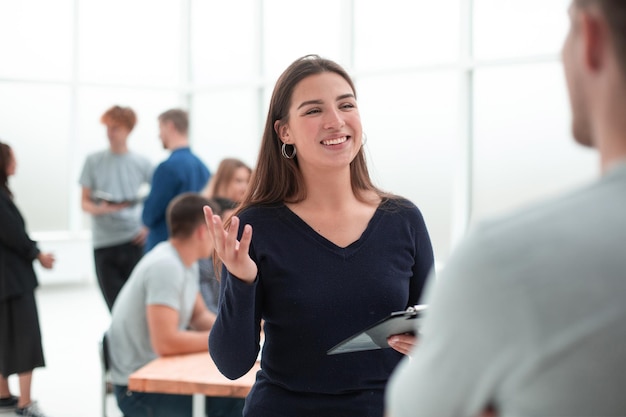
[205, 54, 435, 417]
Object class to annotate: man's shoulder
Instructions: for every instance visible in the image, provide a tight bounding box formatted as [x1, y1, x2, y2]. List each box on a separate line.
[152, 156, 178, 176]
[160, 149, 197, 167]
[169, 148, 208, 166]
[142, 242, 181, 266]
[475, 175, 614, 243]
[445, 178, 614, 279]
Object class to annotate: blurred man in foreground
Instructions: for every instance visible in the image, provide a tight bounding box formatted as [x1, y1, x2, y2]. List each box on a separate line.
[387, 1, 626, 416]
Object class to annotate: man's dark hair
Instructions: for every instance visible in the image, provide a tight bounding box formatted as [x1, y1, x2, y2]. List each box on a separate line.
[158, 108, 189, 135]
[166, 193, 215, 238]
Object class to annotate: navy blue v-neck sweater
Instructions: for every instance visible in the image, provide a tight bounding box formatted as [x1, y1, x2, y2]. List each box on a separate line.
[209, 198, 434, 417]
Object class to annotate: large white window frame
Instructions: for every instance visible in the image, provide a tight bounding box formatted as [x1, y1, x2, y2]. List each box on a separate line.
[0, 0, 593, 282]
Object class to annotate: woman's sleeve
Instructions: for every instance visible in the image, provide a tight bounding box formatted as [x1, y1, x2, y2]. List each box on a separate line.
[409, 205, 435, 306]
[0, 195, 39, 261]
[208, 211, 263, 379]
[208, 265, 262, 379]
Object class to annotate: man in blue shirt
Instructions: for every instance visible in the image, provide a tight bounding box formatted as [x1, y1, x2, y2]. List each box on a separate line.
[142, 109, 210, 252]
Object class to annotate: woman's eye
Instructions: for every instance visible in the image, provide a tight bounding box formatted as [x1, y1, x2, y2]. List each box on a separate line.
[340, 103, 355, 110]
[305, 108, 321, 115]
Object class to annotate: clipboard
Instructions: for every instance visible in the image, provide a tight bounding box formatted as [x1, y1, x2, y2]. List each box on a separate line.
[92, 190, 146, 206]
[326, 305, 427, 355]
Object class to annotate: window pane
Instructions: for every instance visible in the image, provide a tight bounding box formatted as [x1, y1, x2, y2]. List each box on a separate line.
[191, 0, 258, 83]
[78, 0, 181, 85]
[191, 89, 260, 173]
[358, 71, 460, 259]
[0, 0, 73, 80]
[354, 0, 460, 71]
[263, 0, 346, 83]
[473, 62, 597, 224]
[0, 82, 72, 231]
[474, 0, 570, 60]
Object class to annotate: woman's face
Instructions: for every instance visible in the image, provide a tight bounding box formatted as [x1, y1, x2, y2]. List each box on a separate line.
[224, 166, 251, 202]
[5, 148, 16, 177]
[279, 72, 363, 174]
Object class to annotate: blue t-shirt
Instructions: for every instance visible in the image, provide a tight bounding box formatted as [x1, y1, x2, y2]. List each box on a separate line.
[209, 198, 434, 417]
[142, 147, 210, 252]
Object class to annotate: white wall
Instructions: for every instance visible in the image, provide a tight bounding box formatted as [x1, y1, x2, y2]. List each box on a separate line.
[31, 232, 95, 285]
[0, 0, 597, 284]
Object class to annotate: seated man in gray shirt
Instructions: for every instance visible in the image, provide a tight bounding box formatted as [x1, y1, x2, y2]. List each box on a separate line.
[107, 193, 243, 417]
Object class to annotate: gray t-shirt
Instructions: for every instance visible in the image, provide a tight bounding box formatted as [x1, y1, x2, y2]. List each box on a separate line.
[107, 241, 200, 385]
[79, 149, 153, 248]
[387, 161, 626, 417]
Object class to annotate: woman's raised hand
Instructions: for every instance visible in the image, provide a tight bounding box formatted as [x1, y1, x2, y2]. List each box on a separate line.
[204, 206, 258, 284]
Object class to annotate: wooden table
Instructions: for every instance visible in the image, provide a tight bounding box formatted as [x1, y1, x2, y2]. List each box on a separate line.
[128, 352, 259, 417]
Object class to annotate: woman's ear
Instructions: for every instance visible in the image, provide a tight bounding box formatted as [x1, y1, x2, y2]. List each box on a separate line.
[274, 120, 289, 143]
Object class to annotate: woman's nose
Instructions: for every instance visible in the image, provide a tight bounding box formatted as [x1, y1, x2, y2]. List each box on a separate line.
[324, 108, 345, 129]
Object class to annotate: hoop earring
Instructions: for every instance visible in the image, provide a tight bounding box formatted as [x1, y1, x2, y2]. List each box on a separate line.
[281, 143, 297, 159]
[362, 132, 368, 146]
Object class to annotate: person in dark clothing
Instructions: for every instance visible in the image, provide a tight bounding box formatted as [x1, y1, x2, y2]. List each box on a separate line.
[204, 55, 435, 417]
[0, 141, 55, 417]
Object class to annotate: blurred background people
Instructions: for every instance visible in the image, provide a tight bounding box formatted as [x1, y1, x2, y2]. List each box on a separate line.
[79, 105, 153, 311]
[142, 109, 211, 253]
[0, 141, 55, 417]
[202, 157, 252, 204]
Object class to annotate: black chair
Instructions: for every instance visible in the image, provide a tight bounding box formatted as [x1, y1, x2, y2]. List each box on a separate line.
[98, 333, 112, 417]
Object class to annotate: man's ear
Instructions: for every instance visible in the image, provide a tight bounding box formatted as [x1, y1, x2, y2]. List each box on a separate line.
[196, 224, 207, 240]
[581, 10, 606, 72]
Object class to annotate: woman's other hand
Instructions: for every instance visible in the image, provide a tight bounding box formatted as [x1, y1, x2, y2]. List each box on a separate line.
[387, 333, 417, 356]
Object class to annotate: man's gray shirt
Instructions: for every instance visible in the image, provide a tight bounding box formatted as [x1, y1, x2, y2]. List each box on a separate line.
[79, 149, 153, 248]
[107, 242, 199, 385]
[388, 161, 626, 417]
